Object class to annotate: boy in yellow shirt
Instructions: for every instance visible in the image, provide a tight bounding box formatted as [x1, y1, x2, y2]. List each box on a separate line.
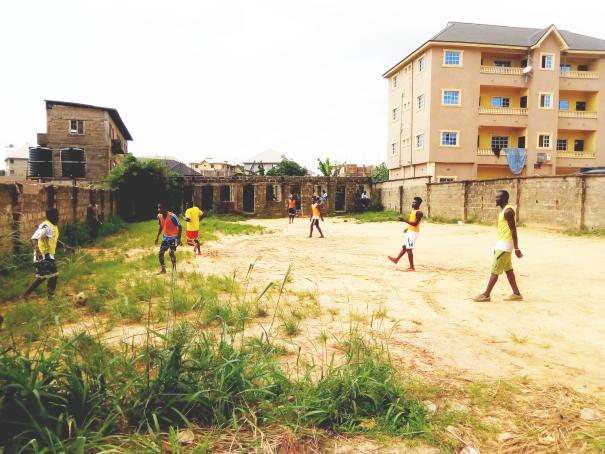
[309, 196, 325, 238]
[184, 201, 205, 255]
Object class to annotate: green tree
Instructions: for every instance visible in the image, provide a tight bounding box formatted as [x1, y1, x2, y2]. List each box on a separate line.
[257, 161, 265, 176]
[317, 158, 340, 176]
[266, 157, 308, 176]
[371, 162, 389, 183]
[106, 155, 184, 221]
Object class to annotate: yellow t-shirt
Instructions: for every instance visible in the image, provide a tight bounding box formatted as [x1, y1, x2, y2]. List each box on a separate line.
[311, 203, 321, 217]
[408, 210, 420, 232]
[497, 205, 516, 243]
[185, 206, 203, 232]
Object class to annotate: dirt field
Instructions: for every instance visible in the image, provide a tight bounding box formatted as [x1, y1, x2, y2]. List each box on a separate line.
[195, 217, 605, 396]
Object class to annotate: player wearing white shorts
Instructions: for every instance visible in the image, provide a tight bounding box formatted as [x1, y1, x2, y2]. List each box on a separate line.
[388, 197, 423, 272]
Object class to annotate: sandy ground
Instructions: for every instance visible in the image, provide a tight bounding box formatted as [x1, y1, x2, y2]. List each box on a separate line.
[194, 216, 605, 396]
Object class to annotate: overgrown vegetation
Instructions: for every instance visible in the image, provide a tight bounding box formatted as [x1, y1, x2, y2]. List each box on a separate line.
[562, 227, 605, 237]
[106, 155, 185, 221]
[266, 157, 308, 176]
[371, 162, 389, 183]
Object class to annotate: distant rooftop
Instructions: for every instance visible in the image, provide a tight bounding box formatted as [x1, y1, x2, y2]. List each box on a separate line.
[243, 149, 284, 164]
[4, 143, 30, 160]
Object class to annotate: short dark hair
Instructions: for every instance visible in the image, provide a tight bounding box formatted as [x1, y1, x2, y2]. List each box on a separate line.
[413, 196, 423, 205]
[46, 208, 59, 223]
[498, 190, 510, 203]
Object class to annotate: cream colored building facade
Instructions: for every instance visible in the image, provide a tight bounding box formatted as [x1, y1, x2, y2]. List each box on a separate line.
[384, 22, 605, 181]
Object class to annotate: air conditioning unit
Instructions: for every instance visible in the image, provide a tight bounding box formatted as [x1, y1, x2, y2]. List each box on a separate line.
[536, 152, 551, 163]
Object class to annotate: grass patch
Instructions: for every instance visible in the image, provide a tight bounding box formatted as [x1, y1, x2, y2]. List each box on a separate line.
[341, 210, 400, 223]
[562, 227, 605, 237]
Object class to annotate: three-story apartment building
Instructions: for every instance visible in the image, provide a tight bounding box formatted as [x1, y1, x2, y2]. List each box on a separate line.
[383, 22, 605, 181]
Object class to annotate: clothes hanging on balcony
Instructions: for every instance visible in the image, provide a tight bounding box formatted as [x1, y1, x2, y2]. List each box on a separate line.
[504, 148, 527, 175]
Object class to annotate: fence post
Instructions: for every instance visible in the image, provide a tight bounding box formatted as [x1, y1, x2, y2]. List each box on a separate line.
[463, 180, 469, 221]
[426, 180, 432, 217]
[398, 185, 403, 214]
[72, 185, 78, 222]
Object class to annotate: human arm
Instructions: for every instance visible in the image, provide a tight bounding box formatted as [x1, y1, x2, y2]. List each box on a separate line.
[504, 208, 523, 258]
[58, 239, 75, 253]
[31, 239, 43, 260]
[177, 224, 182, 246]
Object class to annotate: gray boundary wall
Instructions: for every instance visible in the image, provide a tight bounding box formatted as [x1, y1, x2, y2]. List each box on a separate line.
[374, 175, 605, 229]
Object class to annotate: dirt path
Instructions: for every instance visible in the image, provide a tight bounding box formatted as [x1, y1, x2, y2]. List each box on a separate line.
[194, 217, 605, 395]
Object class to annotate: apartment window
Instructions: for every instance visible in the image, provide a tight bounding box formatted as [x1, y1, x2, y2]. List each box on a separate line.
[441, 131, 459, 147]
[540, 53, 554, 70]
[494, 60, 512, 67]
[416, 133, 424, 149]
[538, 134, 552, 149]
[574, 140, 585, 152]
[438, 177, 457, 182]
[220, 185, 233, 202]
[10, 170, 15, 175]
[418, 56, 426, 72]
[417, 94, 425, 110]
[492, 97, 510, 108]
[491, 136, 509, 152]
[559, 100, 569, 110]
[539, 93, 553, 109]
[392, 75, 398, 88]
[556, 139, 568, 151]
[391, 142, 398, 155]
[578, 64, 589, 71]
[69, 119, 84, 135]
[560, 64, 571, 71]
[444, 50, 462, 66]
[9, 159, 14, 164]
[392, 107, 399, 120]
[442, 90, 461, 106]
[576, 101, 586, 111]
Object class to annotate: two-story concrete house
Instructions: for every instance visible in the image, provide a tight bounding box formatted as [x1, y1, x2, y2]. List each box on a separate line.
[383, 22, 605, 181]
[38, 100, 133, 181]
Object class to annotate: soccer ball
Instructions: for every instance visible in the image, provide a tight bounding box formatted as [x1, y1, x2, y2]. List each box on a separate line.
[73, 292, 87, 306]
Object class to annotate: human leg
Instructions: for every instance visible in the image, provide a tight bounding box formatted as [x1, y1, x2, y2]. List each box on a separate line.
[504, 270, 522, 297]
[23, 278, 44, 298]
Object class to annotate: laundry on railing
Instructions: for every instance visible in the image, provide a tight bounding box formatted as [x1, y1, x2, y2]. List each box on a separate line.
[504, 148, 527, 175]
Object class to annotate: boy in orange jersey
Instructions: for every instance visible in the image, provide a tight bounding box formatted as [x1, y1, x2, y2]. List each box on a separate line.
[154, 202, 182, 274]
[309, 196, 325, 238]
[388, 197, 423, 271]
[287, 194, 297, 224]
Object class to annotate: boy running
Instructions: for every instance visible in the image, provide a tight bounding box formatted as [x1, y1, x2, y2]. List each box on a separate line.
[154, 202, 182, 274]
[388, 197, 423, 271]
[23, 208, 74, 300]
[288, 194, 297, 224]
[472, 190, 523, 302]
[309, 196, 325, 238]
[184, 201, 205, 255]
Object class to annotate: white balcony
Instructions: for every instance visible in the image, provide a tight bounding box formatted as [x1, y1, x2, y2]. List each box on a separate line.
[560, 70, 599, 79]
[559, 110, 597, 119]
[480, 66, 524, 75]
[478, 107, 528, 115]
[557, 151, 596, 158]
[477, 148, 499, 156]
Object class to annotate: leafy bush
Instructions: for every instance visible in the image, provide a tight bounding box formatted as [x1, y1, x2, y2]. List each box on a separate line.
[371, 162, 389, 183]
[266, 157, 308, 176]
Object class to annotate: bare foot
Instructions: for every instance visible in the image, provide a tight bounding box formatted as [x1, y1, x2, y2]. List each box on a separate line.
[388, 256, 399, 264]
[403, 267, 415, 272]
[319, 235, 325, 238]
[157, 268, 167, 275]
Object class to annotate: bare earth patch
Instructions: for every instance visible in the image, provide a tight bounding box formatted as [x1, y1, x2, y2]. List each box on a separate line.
[195, 217, 605, 397]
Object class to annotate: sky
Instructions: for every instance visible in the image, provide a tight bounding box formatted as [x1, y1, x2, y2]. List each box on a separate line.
[2, 0, 605, 171]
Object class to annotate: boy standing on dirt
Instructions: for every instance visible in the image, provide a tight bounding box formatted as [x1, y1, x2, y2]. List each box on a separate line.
[309, 196, 325, 238]
[23, 208, 74, 300]
[288, 194, 297, 224]
[472, 190, 523, 302]
[184, 201, 205, 255]
[155, 202, 182, 274]
[388, 197, 423, 272]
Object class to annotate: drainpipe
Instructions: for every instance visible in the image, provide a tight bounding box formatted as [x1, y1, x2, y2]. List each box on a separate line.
[410, 64, 415, 178]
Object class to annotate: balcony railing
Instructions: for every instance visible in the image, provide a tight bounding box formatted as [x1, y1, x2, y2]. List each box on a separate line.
[480, 66, 524, 75]
[477, 148, 500, 156]
[557, 151, 596, 158]
[478, 107, 528, 115]
[560, 70, 599, 79]
[559, 110, 598, 119]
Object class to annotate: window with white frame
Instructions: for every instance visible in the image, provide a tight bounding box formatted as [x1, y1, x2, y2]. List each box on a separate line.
[416, 133, 424, 149]
[392, 75, 398, 88]
[392, 107, 398, 120]
[491, 97, 510, 108]
[491, 136, 509, 151]
[417, 94, 425, 110]
[391, 142, 398, 155]
[556, 139, 568, 151]
[538, 134, 552, 149]
[443, 50, 462, 66]
[441, 131, 458, 146]
[539, 93, 553, 109]
[69, 119, 84, 135]
[442, 90, 460, 105]
[418, 56, 426, 72]
[560, 64, 571, 71]
[541, 53, 554, 70]
[559, 100, 569, 110]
